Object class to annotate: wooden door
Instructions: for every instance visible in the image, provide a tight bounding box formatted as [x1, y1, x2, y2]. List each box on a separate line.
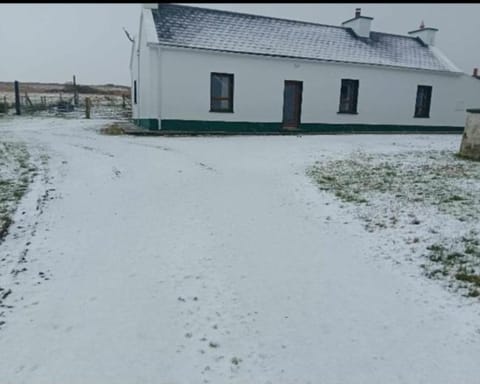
[283, 81, 303, 129]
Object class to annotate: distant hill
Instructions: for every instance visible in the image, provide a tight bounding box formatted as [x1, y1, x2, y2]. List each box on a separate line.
[0, 81, 130, 96]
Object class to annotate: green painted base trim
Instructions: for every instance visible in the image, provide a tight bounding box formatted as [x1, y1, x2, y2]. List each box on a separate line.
[162, 120, 280, 134]
[133, 118, 159, 130]
[160, 119, 463, 135]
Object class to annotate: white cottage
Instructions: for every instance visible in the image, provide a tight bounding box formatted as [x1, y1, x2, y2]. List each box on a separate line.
[130, 3, 480, 133]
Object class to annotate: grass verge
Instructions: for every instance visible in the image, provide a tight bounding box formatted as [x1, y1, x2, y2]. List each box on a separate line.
[0, 141, 37, 242]
[307, 149, 480, 299]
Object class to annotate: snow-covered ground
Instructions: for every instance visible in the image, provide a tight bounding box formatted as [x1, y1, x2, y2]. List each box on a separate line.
[307, 148, 480, 298]
[0, 116, 479, 384]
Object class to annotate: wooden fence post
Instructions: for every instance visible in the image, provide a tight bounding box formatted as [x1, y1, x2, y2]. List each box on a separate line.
[0, 96, 7, 114]
[25, 92, 33, 107]
[73, 75, 79, 106]
[14, 81, 21, 115]
[85, 97, 91, 119]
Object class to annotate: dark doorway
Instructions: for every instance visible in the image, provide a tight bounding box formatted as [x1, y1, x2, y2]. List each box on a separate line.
[282, 81, 303, 129]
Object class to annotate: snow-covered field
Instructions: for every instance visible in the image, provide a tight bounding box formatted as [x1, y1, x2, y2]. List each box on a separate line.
[0, 116, 479, 384]
[308, 148, 480, 298]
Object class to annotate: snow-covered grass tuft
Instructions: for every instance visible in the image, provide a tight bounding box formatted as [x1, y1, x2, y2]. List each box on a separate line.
[99, 122, 125, 135]
[307, 149, 480, 299]
[307, 149, 480, 220]
[0, 141, 36, 241]
[422, 231, 480, 298]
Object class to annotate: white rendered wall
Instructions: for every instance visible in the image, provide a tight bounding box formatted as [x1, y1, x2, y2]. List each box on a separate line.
[131, 7, 159, 120]
[130, 37, 139, 118]
[158, 47, 480, 127]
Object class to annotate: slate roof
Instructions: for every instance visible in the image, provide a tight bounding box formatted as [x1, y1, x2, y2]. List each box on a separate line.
[151, 4, 456, 73]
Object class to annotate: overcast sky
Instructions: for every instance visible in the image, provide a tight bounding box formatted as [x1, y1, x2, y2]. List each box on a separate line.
[0, 3, 479, 86]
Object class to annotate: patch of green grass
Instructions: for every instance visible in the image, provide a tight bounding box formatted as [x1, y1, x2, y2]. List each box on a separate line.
[100, 123, 125, 135]
[455, 152, 480, 162]
[467, 289, 480, 297]
[441, 195, 466, 203]
[455, 273, 480, 287]
[0, 215, 12, 239]
[424, 231, 480, 297]
[307, 149, 480, 222]
[0, 141, 36, 241]
[308, 149, 480, 299]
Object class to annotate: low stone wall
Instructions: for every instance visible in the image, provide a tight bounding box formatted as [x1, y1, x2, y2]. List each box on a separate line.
[459, 109, 480, 160]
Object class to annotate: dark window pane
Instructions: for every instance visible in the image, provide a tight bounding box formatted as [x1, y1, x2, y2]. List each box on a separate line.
[211, 73, 233, 112]
[339, 79, 359, 113]
[211, 99, 229, 110]
[414, 85, 432, 118]
[212, 76, 228, 98]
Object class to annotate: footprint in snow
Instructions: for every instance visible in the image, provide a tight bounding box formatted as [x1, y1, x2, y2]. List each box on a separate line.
[112, 167, 121, 177]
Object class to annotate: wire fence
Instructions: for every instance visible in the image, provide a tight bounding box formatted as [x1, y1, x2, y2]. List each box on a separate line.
[0, 92, 132, 120]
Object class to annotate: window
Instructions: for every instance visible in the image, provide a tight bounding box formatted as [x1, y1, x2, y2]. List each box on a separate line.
[338, 79, 359, 114]
[210, 73, 234, 112]
[414, 85, 432, 118]
[133, 80, 137, 104]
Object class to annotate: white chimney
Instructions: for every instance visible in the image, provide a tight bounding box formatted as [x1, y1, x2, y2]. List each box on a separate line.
[408, 22, 438, 46]
[341, 8, 373, 39]
[142, 3, 158, 9]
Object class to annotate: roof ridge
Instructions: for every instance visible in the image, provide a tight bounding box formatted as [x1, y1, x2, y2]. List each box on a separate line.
[371, 30, 418, 40]
[163, 3, 361, 32]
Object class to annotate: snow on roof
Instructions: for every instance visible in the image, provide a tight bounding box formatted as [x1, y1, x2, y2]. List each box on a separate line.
[151, 4, 458, 73]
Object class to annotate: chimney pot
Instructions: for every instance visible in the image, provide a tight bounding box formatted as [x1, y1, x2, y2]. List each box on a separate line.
[355, 8, 361, 17]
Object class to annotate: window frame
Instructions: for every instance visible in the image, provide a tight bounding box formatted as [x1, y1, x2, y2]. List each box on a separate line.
[414, 85, 432, 118]
[338, 79, 359, 115]
[210, 72, 234, 113]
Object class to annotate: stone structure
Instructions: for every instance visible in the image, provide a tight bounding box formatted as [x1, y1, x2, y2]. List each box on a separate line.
[459, 109, 480, 160]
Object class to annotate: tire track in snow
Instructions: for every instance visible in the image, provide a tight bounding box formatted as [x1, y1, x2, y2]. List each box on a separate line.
[122, 138, 219, 174]
[68, 143, 115, 158]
